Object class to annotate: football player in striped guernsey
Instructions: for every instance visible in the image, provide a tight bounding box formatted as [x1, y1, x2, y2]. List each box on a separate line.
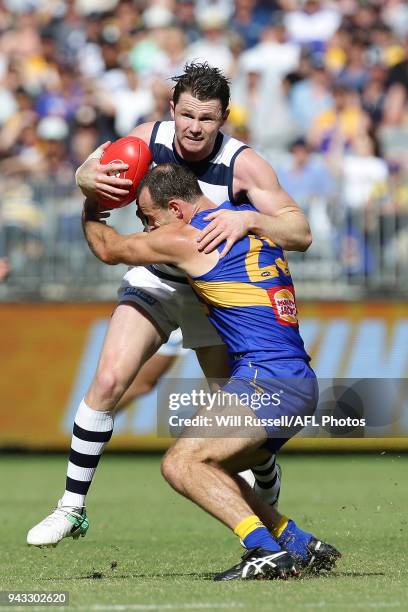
[27, 64, 309, 551]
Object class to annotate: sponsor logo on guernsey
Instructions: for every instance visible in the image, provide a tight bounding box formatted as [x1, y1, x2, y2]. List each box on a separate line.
[124, 287, 157, 305]
[267, 285, 298, 326]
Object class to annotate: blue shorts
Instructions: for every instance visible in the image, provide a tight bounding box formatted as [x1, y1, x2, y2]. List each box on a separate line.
[222, 352, 319, 453]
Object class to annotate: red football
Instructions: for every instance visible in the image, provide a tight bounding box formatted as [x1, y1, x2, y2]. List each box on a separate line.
[99, 136, 152, 209]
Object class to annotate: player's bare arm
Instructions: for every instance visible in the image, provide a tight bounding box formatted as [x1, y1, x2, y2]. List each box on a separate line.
[82, 203, 183, 266]
[82, 200, 215, 274]
[197, 148, 312, 256]
[76, 122, 155, 202]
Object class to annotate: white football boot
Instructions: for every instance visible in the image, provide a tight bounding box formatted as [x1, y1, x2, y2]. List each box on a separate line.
[27, 500, 89, 547]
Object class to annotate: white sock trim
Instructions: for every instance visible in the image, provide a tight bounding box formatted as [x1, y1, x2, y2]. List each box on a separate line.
[61, 491, 86, 509]
[75, 399, 114, 432]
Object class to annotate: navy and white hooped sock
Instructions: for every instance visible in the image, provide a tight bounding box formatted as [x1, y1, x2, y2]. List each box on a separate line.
[252, 454, 281, 506]
[61, 400, 114, 509]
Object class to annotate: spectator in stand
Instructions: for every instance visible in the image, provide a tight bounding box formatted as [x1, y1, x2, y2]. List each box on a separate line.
[324, 27, 352, 77]
[70, 111, 100, 167]
[136, 78, 172, 124]
[383, 0, 408, 41]
[0, 10, 41, 62]
[340, 133, 389, 211]
[309, 85, 371, 154]
[368, 23, 405, 69]
[175, 0, 200, 44]
[153, 27, 187, 81]
[225, 103, 250, 143]
[97, 35, 128, 93]
[129, 5, 174, 78]
[335, 133, 389, 278]
[231, 0, 275, 49]
[76, 13, 105, 78]
[95, 66, 154, 137]
[379, 37, 408, 166]
[0, 67, 18, 127]
[383, 38, 408, 125]
[238, 12, 300, 80]
[114, 0, 143, 37]
[233, 12, 300, 154]
[277, 136, 337, 257]
[186, 5, 234, 75]
[0, 87, 38, 159]
[35, 66, 83, 122]
[344, 2, 381, 46]
[284, 0, 341, 55]
[277, 137, 336, 211]
[233, 55, 297, 156]
[336, 41, 370, 93]
[361, 64, 387, 128]
[289, 55, 333, 135]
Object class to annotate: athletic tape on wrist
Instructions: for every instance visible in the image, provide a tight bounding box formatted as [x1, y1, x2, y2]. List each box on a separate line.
[75, 146, 105, 185]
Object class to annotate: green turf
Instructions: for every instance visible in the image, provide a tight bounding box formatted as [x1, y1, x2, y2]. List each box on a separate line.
[0, 454, 407, 611]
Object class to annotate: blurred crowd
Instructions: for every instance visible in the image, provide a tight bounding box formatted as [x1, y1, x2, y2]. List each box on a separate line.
[1, 0, 408, 292]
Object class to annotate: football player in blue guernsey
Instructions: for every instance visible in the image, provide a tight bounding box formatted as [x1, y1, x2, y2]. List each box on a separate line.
[27, 63, 311, 549]
[80, 163, 340, 581]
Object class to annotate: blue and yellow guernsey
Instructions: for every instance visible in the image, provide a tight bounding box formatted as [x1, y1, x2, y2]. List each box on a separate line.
[189, 201, 310, 361]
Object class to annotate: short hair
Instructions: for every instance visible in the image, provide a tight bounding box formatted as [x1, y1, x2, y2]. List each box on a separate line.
[137, 164, 203, 208]
[172, 62, 230, 115]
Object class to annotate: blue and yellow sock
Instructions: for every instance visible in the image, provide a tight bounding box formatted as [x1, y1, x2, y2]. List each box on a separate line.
[275, 518, 313, 560]
[271, 515, 289, 539]
[234, 514, 281, 552]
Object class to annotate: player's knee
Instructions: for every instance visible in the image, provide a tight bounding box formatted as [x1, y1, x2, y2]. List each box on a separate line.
[92, 367, 126, 403]
[161, 448, 189, 491]
[161, 449, 179, 485]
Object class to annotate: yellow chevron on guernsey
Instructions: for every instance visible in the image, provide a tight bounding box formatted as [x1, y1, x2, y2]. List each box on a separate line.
[192, 279, 272, 308]
[245, 236, 291, 283]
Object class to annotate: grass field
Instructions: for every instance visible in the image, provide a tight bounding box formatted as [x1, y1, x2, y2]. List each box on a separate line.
[0, 453, 407, 611]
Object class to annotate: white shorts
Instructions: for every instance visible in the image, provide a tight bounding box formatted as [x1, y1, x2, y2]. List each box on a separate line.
[117, 266, 224, 350]
[158, 329, 189, 356]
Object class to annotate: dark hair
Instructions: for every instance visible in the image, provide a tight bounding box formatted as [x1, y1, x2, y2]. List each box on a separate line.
[290, 137, 309, 151]
[171, 62, 230, 115]
[137, 164, 203, 208]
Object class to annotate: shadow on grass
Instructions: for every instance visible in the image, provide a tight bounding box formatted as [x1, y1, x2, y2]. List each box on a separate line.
[298, 570, 386, 581]
[335, 571, 385, 577]
[38, 569, 385, 582]
[39, 571, 216, 581]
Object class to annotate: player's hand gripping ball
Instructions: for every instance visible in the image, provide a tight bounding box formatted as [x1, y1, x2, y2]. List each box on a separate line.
[99, 136, 152, 209]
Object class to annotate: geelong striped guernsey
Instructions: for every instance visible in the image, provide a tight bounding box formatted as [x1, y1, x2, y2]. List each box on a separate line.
[148, 120, 248, 280]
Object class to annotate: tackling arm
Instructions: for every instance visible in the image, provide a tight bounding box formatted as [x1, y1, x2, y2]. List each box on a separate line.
[82, 201, 187, 267]
[236, 149, 312, 251]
